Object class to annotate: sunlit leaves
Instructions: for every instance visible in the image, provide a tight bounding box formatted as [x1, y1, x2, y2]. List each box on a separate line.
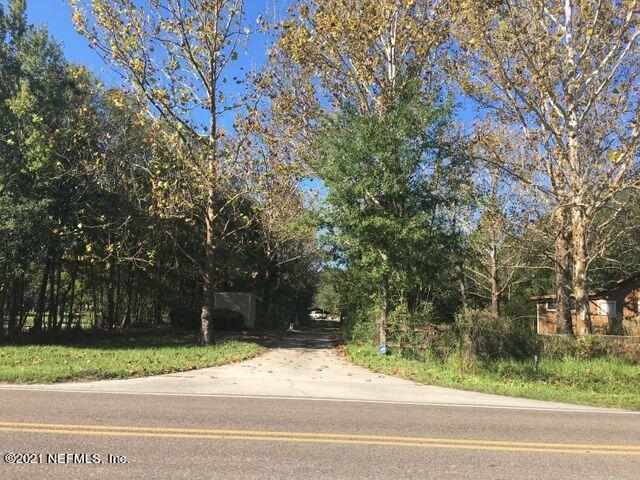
[276, 0, 448, 116]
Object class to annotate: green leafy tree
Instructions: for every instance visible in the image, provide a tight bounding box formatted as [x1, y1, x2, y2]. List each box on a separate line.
[0, 0, 88, 333]
[72, 0, 251, 344]
[313, 268, 342, 315]
[313, 88, 464, 345]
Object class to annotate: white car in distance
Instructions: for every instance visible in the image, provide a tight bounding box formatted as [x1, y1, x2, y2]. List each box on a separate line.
[309, 309, 327, 320]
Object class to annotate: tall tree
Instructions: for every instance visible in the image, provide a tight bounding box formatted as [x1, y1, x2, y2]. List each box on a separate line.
[72, 0, 250, 343]
[313, 90, 462, 346]
[463, 166, 518, 316]
[467, 122, 567, 328]
[274, 0, 453, 345]
[1, 0, 93, 334]
[453, 0, 640, 333]
[276, 0, 448, 117]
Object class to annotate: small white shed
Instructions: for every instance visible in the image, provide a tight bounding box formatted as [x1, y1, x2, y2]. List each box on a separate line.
[214, 292, 256, 329]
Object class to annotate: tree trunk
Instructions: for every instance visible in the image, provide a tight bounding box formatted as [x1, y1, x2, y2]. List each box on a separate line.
[571, 204, 591, 333]
[106, 263, 116, 331]
[91, 281, 98, 329]
[76, 296, 84, 330]
[262, 246, 273, 323]
[199, 61, 222, 345]
[7, 279, 19, 337]
[554, 208, 573, 334]
[47, 259, 57, 331]
[377, 250, 389, 347]
[64, 264, 78, 329]
[200, 100, 218, 344]
[200, 200, 216, 345]
[200, 269, 214, 344]
[564, 34, 590, 333]
[0, 285, 5, 337]
[131, 284, 139, 327]
[114, 269, 122, 327]
[377, 277, 388, 347]
[33, 249, 52, 333]
[457, 259, 467, 314]
[16, 277, 27, 332]
[153, 290, 162, 325]
[53, 260, 63, 329]
[122, 270, 134, 329]
[489, 241, 499, 317]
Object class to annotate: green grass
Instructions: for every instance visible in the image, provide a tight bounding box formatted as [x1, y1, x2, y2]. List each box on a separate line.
[0, 329, 264, 383]
[345, 343, 640, 411]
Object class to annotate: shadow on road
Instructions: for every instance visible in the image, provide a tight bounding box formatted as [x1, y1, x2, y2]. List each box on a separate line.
[236, 318, 341, 350]
[1, 318, 342, 352]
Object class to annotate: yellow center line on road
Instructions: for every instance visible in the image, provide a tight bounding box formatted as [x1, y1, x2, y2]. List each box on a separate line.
[0, 421, 638, 455]
[1, 420, 640, 451]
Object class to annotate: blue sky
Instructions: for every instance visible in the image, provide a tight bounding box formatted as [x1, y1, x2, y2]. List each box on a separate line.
[22, 0, 480, 203]
[24, 1, 477, 121]
[23, 0, 324, 193]
[26, 1, 104, 72]
[25, 1, 279, 104]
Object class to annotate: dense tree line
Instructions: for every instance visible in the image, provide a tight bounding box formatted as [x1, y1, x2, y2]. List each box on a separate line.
[276, 0, 640, 343]
[2, 0, 639, 345]
[0, 1, 317, 339]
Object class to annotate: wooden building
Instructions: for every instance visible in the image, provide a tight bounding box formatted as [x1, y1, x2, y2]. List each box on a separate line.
[531, 274, 640, 335]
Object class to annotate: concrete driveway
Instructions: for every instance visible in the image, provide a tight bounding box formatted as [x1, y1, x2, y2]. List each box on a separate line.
[0, 324, 627, 413]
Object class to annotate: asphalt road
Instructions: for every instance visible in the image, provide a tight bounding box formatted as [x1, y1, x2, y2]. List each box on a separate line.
[0, 388, 638, 479]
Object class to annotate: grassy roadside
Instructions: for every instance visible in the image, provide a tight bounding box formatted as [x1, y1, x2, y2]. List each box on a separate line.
[0, 329, 265, 383]
[344, 343, 640, 411]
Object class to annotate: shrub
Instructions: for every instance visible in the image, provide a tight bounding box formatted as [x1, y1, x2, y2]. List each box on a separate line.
[455, 309, 540, 362]
[388, 301, 437, 329]
[340, 306, 378, 344]
[541, 335, 640, 364]
[387, 302, 456, 361]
